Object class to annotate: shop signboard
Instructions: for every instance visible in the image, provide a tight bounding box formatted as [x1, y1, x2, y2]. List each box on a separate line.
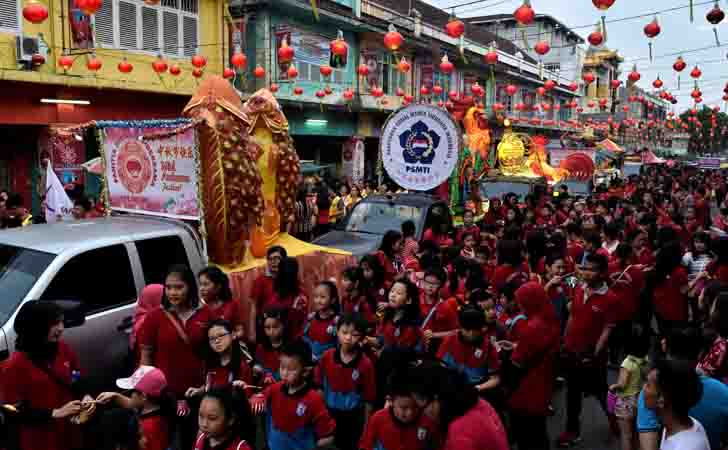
[381, 104, 460, 191]
[100, 121, 199, 220]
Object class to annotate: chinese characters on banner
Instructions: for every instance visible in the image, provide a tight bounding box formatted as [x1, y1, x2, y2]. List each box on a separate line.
[101, 125, 200, 220]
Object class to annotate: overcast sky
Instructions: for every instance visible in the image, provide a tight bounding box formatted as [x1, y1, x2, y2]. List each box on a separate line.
[424, 0, 728, 112]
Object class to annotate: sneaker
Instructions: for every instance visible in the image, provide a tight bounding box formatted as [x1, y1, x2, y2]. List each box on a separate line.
[557, 431, 582, 447]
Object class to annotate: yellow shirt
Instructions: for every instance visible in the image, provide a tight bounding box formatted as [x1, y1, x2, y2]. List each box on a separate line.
[619, 355, 647, 397]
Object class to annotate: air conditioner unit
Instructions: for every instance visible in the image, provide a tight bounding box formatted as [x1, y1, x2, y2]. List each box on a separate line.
[15, 35, 40, 63]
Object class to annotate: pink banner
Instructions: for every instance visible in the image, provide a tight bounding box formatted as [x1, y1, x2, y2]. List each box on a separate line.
[102, 126, 199, 220]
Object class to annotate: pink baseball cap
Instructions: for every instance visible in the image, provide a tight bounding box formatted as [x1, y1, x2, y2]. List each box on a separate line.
[116, 366, 167, 397]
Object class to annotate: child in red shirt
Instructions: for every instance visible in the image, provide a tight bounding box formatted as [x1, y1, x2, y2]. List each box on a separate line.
[420, 268, 459, 353]
[360, 255, 389, 309]
[194, 388, 254, 450]
[303, 281, 340, 362]
[460, 232, 478, 260]
[254, 308, 288, 384]
[340, 266, 377, 327]
[199, 266, 244, 338]
[456, 210, 480, 246]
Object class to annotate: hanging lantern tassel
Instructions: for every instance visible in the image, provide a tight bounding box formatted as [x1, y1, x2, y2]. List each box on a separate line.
[413, 11, 422, 38]
[649, 42, 653, 62]
[520, 27, 529, 50]
[690, 0, 694, 22]
[539, 61, 543, 80]
[678, 75, 681, 91]
[459, 35, 466, 62]
[715, 27, 721, 46]
[601, 15, 607, 43]
[310, 0, 319, 21]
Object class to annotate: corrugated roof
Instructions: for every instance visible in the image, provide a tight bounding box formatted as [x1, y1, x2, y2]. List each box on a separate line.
[466, 13, 585, 44]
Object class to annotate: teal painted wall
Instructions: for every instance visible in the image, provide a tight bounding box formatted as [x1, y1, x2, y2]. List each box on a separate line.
[287, 109, 356, 136]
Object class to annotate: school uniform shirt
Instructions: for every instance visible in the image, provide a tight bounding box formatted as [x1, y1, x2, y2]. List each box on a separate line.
[377, 316, 423, 353]
[208, 300, 243, 330]
[652, 266, 689, 322]
[139, 410, 171, 450]
[419, 294, 458, 335]
[251, 273, 275, 311]
[436, 333, 500, 386]
[564, 283, 617, 355]
[193, 433, 252, 450]
[302, 312, 338, 362]
[341, 294, 376, 326]
[491, 265, 516, 292]
[359, 408, 440, 450]
[376, 251, 400, 284]
[1, 341, 82, 450]
[608, 263, 645, 323]
[455, 225, 480, 245]
[264, 383, 336, 450]
[267, 292, 308, 340]
[314, 349, 376, 412]
[255, 343, 282, 382]
[205, 358, 253, 391]
[441, 399, 509, 450]
[138, 305, 212, 397]
[422, 228, 454, 248]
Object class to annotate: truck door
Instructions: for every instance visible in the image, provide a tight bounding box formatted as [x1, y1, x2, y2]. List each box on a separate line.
[39, 244, 138, 391]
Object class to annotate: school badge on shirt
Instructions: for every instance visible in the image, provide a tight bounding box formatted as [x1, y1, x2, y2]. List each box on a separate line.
[296, 402, 307, 417]
[417, 427, 428, 441]
[474, 348, 483, 359]
[351, 369, 360, 381]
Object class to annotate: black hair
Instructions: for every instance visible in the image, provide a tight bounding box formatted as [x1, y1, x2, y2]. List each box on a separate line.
[652, 358, 703, 416]
[267, 246, 288, 259]
[201, 387, 256, 444]
[74, 196, 92, 211]
[583, 231, 602, 250]
[496, 240, 524, 267]
[424, 267, 447, 286]
[458, 304, 486, 330]
[280, 339, 314, 368]
[360, 254, 385, 289]
[566, 222, 582, 237]
[337, 313, 368, 335]
[585, 252, 609, 274]
[315, 280, 340, 312]
[461, 231, 477, 244]
[713, 237, 728, 265]
[545, 250, 566, 268]
[161, 264, 200, 310]
[624, 325, 649, 359]
[690, 231, 711, 256]
[199, 266, 233, 302]
[99, 408, 142, 450]
[525, 231, 547, 272]
[6, 193, 23, 209]
[260, 307, 288, 350]
[13, 300, 64, 364]
[384, 277, 421, 323]
[379, 230, 403, 259]
[615, 242, 633, 264]
[274, 257, 300, 299]
[711, 292, 728, 338]
[654, 241, 683, 284]
[603, 221, 621, 240]
[449, 257, 472, 292]
[665, 326, 703, 361]
[206, 319, 245, 375]
[401, 220, 416, 239]
[548, 231, 568, 254]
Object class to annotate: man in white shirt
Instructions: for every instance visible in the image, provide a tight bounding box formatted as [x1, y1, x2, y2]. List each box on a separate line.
[643, 358, 710, 450]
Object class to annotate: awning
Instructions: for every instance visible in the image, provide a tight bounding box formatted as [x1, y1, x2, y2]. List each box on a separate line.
[597, 139, 623, 153]
[642, 150, 666, 165]
[300, 162, 334, 175]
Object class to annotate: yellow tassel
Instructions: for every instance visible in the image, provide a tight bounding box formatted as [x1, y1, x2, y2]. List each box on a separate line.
[310, 0, 319, 21]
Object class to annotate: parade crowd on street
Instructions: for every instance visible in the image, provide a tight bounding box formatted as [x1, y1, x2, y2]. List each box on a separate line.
[4, 164, 728, 450]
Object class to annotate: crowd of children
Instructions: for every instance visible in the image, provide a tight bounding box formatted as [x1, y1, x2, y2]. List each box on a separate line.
[5, 164, 728, 450]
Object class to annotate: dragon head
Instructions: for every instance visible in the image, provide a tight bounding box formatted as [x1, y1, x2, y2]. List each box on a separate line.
[243, 89, 288, 134]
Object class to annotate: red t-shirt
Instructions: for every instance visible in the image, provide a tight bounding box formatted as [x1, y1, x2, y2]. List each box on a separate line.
[139, 306, 211, 397]
[251, 274, 275, 311]
[652, 267, 689, 322]
[419, 296, 458, 334]
[140, 411, 171, 450]
[254, 343, 281, 381]
[436, 334, 501, 386]
[1, 342, 82, 450]
[314, 349, 377, 411]
[422, 228, 454, 247]
[564, 285, 617, 354]
[492, 265, 516, 291]
[509, 315, 559, 416]
[205, 359, 253, 391]
[264, 383, 336, 444]
[376, 251, 399, 284]
[377, 317, 423, 352]
[442, 399, 509, 450]
[341, 294, 376, 326]
[455, 225, 480, 245]
[360, 408, 440, 450]
[267, 292, 308, 339]
[208, 300, 243, 330]
[608, 263, 645, 323]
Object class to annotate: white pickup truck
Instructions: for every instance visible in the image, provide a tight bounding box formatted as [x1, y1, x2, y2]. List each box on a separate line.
[0, 215, 206, 390]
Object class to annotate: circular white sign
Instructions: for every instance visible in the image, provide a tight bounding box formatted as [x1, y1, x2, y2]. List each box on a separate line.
[380, 104, 461, 191]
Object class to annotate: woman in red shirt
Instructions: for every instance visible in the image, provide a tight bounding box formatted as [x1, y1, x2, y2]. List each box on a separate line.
[269, 257, 308, 339]
[376, 230, 403, 284]
[1, 301, 94, 450]
[199, 266, 243, 338]
[139, 264, 212, 449]
[650, 241, 689, 332]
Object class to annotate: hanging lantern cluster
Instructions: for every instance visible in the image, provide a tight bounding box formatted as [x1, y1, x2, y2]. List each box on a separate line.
[278, 38, 295, 64]
[397, 56, 411, 74]
[152, 55, 168, 74]
[628, 65, 641, 83]
[582, 71, 595, 85]
[231, 52, 247, 69]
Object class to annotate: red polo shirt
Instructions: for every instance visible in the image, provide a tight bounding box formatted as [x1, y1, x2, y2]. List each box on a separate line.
[140, 411, 171, 450]
[251, 274, 275, 310]
[205, 359, 253, 391]
[208, 300, 243, 330]
[419, 294, 458, 334]
[608, 263, 645, 322]
[314, 348, 377, 411]
[378, 317, 423, 352]
[652, 266, 689, 322]
[264, 382, 336, 447]
[564, 284, 617, 354]
[139, 305, 211, 397]
[341, 294, 376, 326]
[360, 408, 440, 450]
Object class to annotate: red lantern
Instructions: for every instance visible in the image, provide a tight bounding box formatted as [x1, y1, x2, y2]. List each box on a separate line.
[692, 89, 702, 99]
[653, 77, 663, 89]
[269, 83, 279, 92]
[192, 68, 203, 78]
[536, 87, 546, 96]
[404, 94, 414, 103]
[420, 85, 430, 96]
[371, 87, 384, 98]
[708, 3, 726, 24]
[438, 101, 445, 108]
[330, 35, 348, 58]
[397, 57, 411, 74]
[86, 56, 102, 71]
[278, 38, 294, 63]
[513, 0, 535, 25]
[74, 0, 101, 15]
[445, 18, 465, 39]
[222, 68, 235, 79]
[191, 55, 206, 69]
[542, 103, 551, 111]
[623, 105, 630, 112]
[570, 100, 578, 108]
[691, 66, 702, 78]
[253, 66, 265, 79]
[383, 25, 404, 51]
[534, 41, 550, 56]
[696, 97, 703, 103]
[152, 56, 168, 74]
[492, 103, 504, 112]
[293, 86, 304, 95]
[643, 17, 661, 38]
[357, 63, 369, 77]
[577, 107, 584, 113]
[599, 98, 608, 107]
[723, 95, 728, 101]
[439, 55, 454, 74]
[582, 72, 596, 85]
[628, 66, 641, 82]
[287, 65, 298, 79]
[588, 30, 604, 47]
[610, 79, 621, 89]
[449, 91, 459, 101]
[31, 53, 45, 65]
[484, 50, 498, 64]
[588, 101, 596, 108]
[673, 56, 686, 72]
[231, 52, 247, 68]
[23, 0, 48, 24]
[432, 85, 443, 95]
[396, 87, 405, 97]
[320, 65, 333, 77]
[324, 86, 333, 95]
[506, 84, 518, 96]
[316, 90, 326, 99]
[544, 79, 556, 91]
[58, 55, 74, 71]
[343, 89, 354, 101]
[117, 59, 133, 74]
[568, 82, 579, 92]
[169, 65, 181, 76]
[472, 82, 484, 97]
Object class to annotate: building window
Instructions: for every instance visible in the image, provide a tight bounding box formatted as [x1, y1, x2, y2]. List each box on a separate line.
[275, 25, 347, 85]
[544, 63, 560, 72]
[0, 0, 19, 32]
[95, 0, 199, 57]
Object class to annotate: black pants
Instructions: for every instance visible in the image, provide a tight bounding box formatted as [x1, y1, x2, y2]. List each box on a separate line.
[564, 356, 609, 434]
[330, 408, 365, 450]
[510, 412, 550, 450]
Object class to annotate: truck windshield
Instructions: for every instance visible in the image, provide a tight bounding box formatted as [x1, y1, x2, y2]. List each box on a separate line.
[0, 245, 55, 325]
[345, 202, 422, 235]
[480, 181, 532, 201]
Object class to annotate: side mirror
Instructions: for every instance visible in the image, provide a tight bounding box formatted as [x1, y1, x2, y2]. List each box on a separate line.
[51, 300, 86, 328]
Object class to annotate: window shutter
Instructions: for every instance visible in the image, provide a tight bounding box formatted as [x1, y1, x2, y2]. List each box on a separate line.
[118, 0, 137, 49]
[141, 6, 159, 51]
[162, 10, 179, 56]
[182, 15, 197, 56]
[0, 0, 18, 30]
[94, 0, 114, 46]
